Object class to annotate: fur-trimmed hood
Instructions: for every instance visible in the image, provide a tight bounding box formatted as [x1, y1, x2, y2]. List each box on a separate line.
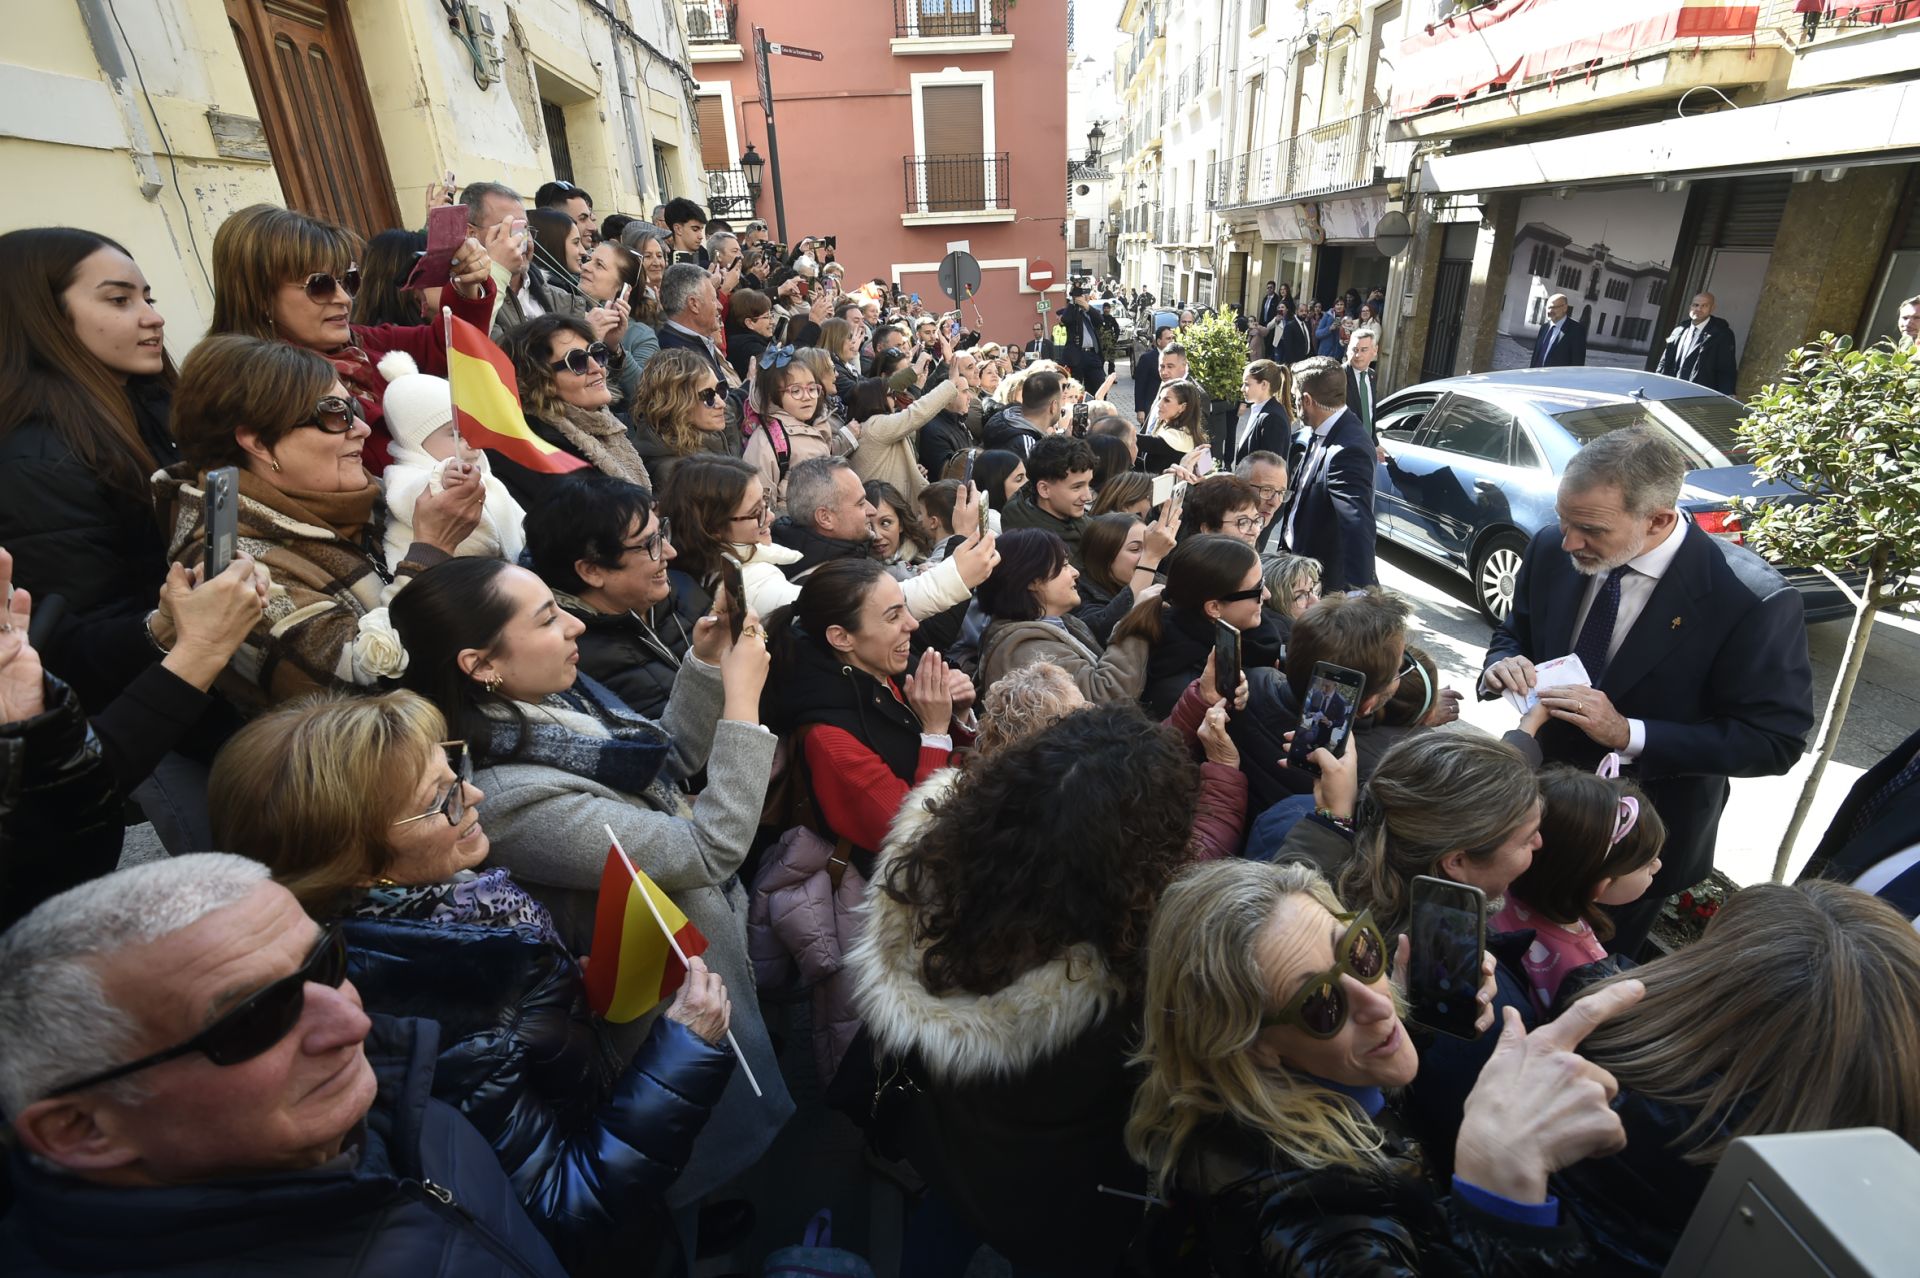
[846, 770, 1127, 1086]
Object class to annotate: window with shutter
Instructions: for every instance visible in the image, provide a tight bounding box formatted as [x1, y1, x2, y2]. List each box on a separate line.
[695, 95, 730, 171]
[919, 83, 984, 211]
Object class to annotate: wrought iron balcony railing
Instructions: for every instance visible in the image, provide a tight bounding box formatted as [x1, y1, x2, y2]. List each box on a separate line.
[903, 153, 1012, 214]
[683, 0, 735, 44]
[1206, 106, 1410, 210]
[705, 167, 754, 218]
[893, 0, 1009, 39]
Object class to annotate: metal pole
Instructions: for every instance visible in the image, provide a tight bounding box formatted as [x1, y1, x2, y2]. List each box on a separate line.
[753, 27, 789, 245]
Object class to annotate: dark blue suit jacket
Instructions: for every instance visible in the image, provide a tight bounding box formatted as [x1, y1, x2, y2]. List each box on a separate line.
[1798, 725, 1920, 919]
[1222, 398, 1292, 469]
[1283, 408, 1377, 591]
[656, 323, 729, 384]
[1484, 522, 1813, 950]
[1530, 318, 1586, 367]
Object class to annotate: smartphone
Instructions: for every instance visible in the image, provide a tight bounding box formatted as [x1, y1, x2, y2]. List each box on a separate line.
[510, 217, 529, 246]
[718, 565, 745, 644]
[1286, 660, 1366, 776]
[961, 450, 976, 485]
[1213, 619, 1241, 713]
[203, 466, 240, 580]
[673, 249, 697, 265]
[1150, 472, 1177, 507]
[618, 282, 632, 305]
[1072, 402, 1090, 436]
[1193, 444, 1215, 477]
[1407, 875, 1488, 1041]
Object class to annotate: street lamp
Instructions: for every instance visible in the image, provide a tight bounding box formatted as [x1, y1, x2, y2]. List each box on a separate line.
[1086, 120, 1106, 162]
[739, 143, 764, 200]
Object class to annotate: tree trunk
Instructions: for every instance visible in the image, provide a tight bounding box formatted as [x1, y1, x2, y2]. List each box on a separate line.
[1770, 553, 1883, 882]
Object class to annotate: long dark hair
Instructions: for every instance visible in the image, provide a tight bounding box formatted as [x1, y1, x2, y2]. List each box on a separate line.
[1079, 512, 1142, 597]
[1129, 533, 1257, 645]
[389, 555, 526, 762]
[882, 702, 1198, 996]
[351, 229, 427, 329]
[765, 559, 891, 728]
[0, 227, 178, 495]
[1087, 433, 1132, 491]
[656, 455, 759, 589]
[972, 449, 1024, 513]
[977, 529, 1069, 622]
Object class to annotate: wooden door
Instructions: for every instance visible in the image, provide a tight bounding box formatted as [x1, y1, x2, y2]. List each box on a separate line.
[226, 0, 400, 241]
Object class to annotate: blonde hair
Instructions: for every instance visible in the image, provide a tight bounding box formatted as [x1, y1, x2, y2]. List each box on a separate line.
[210, 204, 363, 342]
[1336, 734, 1540, 936]
[1578, 879, 1920, 1164]
[999, 358, 1062, 409]
[1128, 860, 1390, 1194]
[976, 662, 1083, 757]
[632, 347, 720, 455]
[1262, 554, 1322, 608]
[208, 690, 449, 912]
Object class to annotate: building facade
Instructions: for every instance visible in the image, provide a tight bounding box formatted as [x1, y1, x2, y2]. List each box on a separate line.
[3, 0, 713, 349]
[688, 0, 1068, 344]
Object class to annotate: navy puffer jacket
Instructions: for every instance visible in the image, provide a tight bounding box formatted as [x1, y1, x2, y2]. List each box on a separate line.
[0, 1015, 569, 1277]
[341, 915, 733, 1273]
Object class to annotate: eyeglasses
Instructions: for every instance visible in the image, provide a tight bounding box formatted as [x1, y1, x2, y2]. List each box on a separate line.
[41, 924, 350, 1099]
[392, 742, 473, 829]
[300, 267, 361, 302]
[624, 517, 672, 562]
[784, 383, 822, 397]
[549, 342, 612, 375]
[730, 501, 771, 526]
[1397, 649, 1421, 682]
[1291, 587, 1320, 605]
[1260, 910, 1388, 1039]
[299, 395, 365, 435]
[696, 386, 725, 407]
[1224, 514, 1265, 535]
[1248, 484, 1288, 504]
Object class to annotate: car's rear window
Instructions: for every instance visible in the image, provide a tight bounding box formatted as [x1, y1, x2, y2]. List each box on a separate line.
[1550, 399, 1746, 469]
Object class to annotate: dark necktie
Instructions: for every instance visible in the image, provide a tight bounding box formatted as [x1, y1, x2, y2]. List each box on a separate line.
[1848, 747, 1920, 842]
[1573, 566, 1631, 683]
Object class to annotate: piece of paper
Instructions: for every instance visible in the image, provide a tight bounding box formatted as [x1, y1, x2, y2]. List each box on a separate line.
[1504, 653, 1591, 715]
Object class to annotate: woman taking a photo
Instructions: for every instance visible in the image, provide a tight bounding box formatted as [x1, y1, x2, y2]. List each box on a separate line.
[628, 348, 735, 493]
[497, 313, 652, 507]
[974, 529, 1157, 704]
[154, 335, 485, 712]
[1140, 533, 1284, 719]
[1129, 856, 1642, 1276]
[969, 448, 1026, 535]
[207, 689, 736, 1274]
[847, 375, 960, 503]
[208, 203, 494, 471]
[389, 553, 794, 1213]
[1073, 507, 1177, 644]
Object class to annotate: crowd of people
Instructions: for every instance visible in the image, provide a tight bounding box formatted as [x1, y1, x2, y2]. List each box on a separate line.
[1, 184, 1916, 1278]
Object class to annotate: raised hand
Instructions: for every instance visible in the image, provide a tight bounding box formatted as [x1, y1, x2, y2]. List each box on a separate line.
[159, 556, 269, 691]
[950, 526, 1000, 590]
[903, 646, 955, 734]
[1196, 702, 1239, 767]
[718, 609, 770, 721]
[0, 547, 44, 724]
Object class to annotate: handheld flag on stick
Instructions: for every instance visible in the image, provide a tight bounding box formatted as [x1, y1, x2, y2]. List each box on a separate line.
[589, 825, 764, 1098]
[445, 312, 589, 475]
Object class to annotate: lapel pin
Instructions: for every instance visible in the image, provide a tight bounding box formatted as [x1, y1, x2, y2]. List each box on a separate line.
[1670, 616, 1684, 629]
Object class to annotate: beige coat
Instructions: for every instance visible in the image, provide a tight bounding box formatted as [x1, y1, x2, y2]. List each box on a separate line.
[975, 613, 1149, 704]
[849, 378, 958, 500]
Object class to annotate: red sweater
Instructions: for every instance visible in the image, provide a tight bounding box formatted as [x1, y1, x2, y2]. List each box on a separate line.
[802, 681, 972, 851]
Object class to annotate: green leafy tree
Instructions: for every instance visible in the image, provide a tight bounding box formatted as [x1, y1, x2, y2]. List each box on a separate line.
[1734, 334, 1920, 881]
[1180, 309, 1248, 407]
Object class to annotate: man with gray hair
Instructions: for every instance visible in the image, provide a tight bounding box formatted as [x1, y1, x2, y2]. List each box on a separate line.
[1481, 425, 1813, 955]
[0, 854, 569, 1275]
[462, 180, 584, 341]
[654, 261, 730, 384]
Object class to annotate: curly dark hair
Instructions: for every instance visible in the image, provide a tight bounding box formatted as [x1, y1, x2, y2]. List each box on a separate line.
[882, 702, 1199, 997]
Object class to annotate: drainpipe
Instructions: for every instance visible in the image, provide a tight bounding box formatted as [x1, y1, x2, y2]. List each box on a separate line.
[74, 0, 163, 199]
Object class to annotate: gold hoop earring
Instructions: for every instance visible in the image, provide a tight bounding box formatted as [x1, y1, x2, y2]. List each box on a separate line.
[483, 673, 503, 694]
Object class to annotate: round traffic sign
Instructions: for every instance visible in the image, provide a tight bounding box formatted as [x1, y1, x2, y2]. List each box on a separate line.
[939, 251, 982, 304]
[1374, 210, 1413, 258]
[1028, 258, 1057, 289]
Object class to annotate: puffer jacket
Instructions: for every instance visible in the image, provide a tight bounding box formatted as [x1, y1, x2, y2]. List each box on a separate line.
[0, 1015, 569, 1277]
[0, 382, 177, 710]
[555, 571, 702, 722]
[1171, 1111, 1589, 1276]
[746, 825, 868, 1086]
[0, 674, 118, 931]
[340, 913, 733, 1274]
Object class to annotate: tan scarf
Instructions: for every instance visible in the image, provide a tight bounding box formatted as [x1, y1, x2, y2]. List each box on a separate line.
[552, 402, 653, 488]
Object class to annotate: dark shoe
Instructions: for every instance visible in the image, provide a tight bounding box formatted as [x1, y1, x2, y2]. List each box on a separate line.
[695, 1199, 756, 1258]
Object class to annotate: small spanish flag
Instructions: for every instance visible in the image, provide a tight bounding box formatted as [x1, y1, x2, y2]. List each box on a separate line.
[583, 844, 708, 1023]
[445, 311, 589, 475]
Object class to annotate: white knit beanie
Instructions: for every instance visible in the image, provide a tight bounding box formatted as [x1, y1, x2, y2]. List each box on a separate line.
[377, 351, 453, 456]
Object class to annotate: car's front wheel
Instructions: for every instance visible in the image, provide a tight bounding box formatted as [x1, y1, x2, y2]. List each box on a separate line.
[1472, 532, 1529, 625]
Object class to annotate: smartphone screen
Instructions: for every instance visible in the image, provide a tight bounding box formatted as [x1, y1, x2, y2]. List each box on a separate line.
[961, 451, 976, 485]
[1407, 875, 1488, 1041]
[1213, 619, 1241, 711]
[203, 466, 240, 580]
[1193, 445, 1215, 477]
[673, 250, 697, 265]
[1286, 660, 1366, 775]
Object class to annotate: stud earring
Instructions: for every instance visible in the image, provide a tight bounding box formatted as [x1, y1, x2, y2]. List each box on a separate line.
[484, 673, 503, 694]
[269, 458, 282, 473]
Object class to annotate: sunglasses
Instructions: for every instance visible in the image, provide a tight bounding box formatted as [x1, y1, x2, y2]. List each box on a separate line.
[549, 342, 611, 375]
[696, 386, 725, 407]
[300, 395, 365, 435]
[1261, 910, 1388, 1038]
[300, 266, 361, 302]
[1217, 583, 1266, 603]
[623, 517, 672, 562]
[42, 924, 349, 1099]
[392, 741, 472, 829]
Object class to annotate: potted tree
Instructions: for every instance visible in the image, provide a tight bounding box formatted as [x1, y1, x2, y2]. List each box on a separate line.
[1179, 309, 1248, 453]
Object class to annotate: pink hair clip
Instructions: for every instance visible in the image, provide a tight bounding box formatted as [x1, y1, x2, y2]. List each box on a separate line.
[1596, 752, 1622, 779]
[1594, 753, 1638, 843]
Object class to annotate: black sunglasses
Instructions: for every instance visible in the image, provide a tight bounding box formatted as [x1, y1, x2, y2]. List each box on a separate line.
[1261, 910, 1388, 1038]
[42, 924, 349, 1099]
[1217, 583, 1266, 603]
[390, 742, 472, 829]
[301, 266, 361, 302]
[549, 342, 611, 375]
[696, 386, 725, 407]
[299, 395, 364, 435]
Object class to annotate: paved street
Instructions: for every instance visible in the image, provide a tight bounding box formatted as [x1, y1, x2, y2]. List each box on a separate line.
[1101, 359, 1920, 888]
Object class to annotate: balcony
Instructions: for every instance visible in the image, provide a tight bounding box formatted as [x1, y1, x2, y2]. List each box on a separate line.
[1389, 0, 1828, 138]
[684, 0, 740, 60]
[1190, 43, 1218, 101]
[902, 153, 1013, 224]
[892, 0, 1013, 53]
[1207, 107, 1412, 211]
[704, 168, 754, 219]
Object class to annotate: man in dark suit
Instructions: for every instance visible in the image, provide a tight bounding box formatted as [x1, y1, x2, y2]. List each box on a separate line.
[1132, 325, 1175, 427]
[1278, 356, 1377, 591]
[1481, 427, 1813, 955]
[1655, 291, 1739, 395]
[1056, 286, 1106, 391]
[1223, 360, 1293, 469]
[1273, 303, 1313, 366]
[1797, 727, 1920, 922]
[1344, 328, 1383, 440]
[1257, 281, 1281, 328]
[1529, 293, 1587, 368]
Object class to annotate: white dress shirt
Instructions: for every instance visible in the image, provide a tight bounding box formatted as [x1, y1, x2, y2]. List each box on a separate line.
[1283, 414, 1338, 546]
[1541, 317, 1564, 358]
[1568, 515, 1688, 760]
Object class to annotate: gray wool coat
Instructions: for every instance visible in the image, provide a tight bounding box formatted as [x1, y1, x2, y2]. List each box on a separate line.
[472, 655, 793, 1208]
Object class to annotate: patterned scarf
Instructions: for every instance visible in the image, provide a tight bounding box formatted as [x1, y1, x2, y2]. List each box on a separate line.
[484, 673, 675, 803]
[352, 867, 562, 949]
[551, 402, 654, 488]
